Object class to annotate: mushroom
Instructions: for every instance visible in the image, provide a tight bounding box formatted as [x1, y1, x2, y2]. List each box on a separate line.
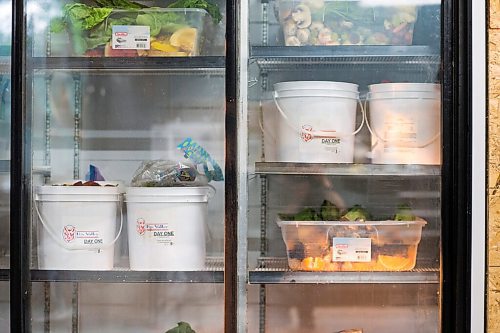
[340, 20, 354, 29]
[285, 36, 301, 46]
[318, 27, 332, 44]
[279, 8, 293, 21]
[309, 21, 324, 34]
[283, 19, 298, 37]
[292, 4, 312, 29]
[302, 0, 324, 10]
[296, 28, 311, 44]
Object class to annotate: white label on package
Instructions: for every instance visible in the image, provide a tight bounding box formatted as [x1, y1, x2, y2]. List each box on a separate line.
[332, 237, 371, 262]
[112, 25, 150, 50]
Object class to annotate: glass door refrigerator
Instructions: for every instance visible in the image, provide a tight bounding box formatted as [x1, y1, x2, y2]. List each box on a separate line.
[237, 0, 474, 332]
[9, 0, 476, 332]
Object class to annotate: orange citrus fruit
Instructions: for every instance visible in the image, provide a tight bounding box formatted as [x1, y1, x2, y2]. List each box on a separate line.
[301, 257, 326, 271]
[377, 255, 414, 271]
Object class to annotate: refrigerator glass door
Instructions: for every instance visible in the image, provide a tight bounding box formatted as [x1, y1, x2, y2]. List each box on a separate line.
[23, 0, 227, 332]
[0, 0, 10, 330]
[245, 0, 442, 332]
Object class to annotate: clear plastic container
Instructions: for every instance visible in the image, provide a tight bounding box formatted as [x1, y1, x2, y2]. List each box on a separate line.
[54, 8, 208, 57]
[277, 218, 426, 271]
[276, 0, 418, 46]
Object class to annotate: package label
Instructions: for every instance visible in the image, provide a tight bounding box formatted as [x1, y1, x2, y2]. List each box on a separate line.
[62, 225, 103, 245]
[332, 237, 371, 262]
[383, 114, 417, 151]
[298, 122, 342, 155]
[112, 25, 150, 50]
[136, 218, 175, 245]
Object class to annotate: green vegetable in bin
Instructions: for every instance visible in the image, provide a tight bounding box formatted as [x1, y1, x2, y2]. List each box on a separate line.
[165, 322, 196, 333]
[394, 204, 416, 221]
[341, 205, 371, 222]
[168, 0, 223, 24]
[320, 199, 340, 221]
[294, 208, 321, 221]
[91, 0, 145, 9]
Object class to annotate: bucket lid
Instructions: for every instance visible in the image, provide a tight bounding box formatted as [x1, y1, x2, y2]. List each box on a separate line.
[274, 81, 359, 93]
[368, 83, 441, 93]
[37, 181, 124, 195]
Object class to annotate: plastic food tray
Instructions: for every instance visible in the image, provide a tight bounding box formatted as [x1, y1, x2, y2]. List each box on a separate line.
[276, 0, 418, 46]
[277, 218, 426, 271]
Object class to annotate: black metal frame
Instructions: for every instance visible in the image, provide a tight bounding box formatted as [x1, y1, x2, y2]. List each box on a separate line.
[8, 0, 473, 332]
[441, 0, 472, 332]
[10, 0, 31, 332]
[224, 0, 238, 331]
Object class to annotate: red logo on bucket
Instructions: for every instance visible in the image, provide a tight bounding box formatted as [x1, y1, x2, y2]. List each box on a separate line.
[137, 218, 146, 235]
[63, 225, 76, 243]
[300, 125, 314, 142]
[300, 125, 338, 142]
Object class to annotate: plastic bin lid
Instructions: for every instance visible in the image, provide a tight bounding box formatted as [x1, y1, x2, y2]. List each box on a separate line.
[277, 218, 427, 227]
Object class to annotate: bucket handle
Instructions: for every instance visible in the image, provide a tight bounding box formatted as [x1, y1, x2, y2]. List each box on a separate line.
[273, 91, 365, 139]
[362, 97, 440, 149]
[34, 195, 123, 251]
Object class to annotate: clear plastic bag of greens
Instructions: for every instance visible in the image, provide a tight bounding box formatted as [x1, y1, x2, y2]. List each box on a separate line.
[130, 160, 209, 187]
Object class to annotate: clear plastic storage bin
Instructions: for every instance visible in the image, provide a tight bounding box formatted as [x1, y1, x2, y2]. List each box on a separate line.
[276, 0, 418, 46]
[52, 8, 208, 57]
[277, 218, 426, 271]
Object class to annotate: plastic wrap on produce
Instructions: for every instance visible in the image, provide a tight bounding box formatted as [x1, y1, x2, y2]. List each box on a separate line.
[130, 160, 209, 187]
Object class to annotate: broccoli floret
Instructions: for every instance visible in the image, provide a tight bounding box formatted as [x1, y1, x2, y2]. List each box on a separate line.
[320, 200, 340, 221]
[394, 204, 416, 221]
[294, 208, 320, 221]
[341, 205, 370, 221]
[166, 322, 196, 333]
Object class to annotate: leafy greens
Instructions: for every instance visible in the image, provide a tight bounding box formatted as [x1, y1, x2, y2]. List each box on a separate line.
[168, 0, 222, 24]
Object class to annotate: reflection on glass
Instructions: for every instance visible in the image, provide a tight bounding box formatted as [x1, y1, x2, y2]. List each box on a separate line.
[0, 0, 11, 268]
[31, 283, 223, 333]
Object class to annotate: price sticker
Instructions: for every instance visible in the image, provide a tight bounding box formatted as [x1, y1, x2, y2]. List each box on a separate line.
[112, 25, 150, 50]
[332, 237, 371, 262]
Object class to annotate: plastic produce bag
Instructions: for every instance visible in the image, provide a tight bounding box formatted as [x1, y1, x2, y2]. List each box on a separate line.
[130, 160, 209, 187]
[85, 164, 105, 181]
[177, 138, 224, 182]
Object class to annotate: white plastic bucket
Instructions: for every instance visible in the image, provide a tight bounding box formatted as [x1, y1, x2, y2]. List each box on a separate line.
[271, 81, 361, 163]
[125, 186, 210, 271]
[366, 83, 441, 165]
[35, 182, 123, 270]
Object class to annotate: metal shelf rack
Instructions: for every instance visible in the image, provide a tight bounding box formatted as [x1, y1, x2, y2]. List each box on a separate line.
[251, 45, 440, 71]
[249, 258, 439, 284]
[254, 162, 441, 176]
[29, 56, 226, 74]
[30, 257, 224, 283]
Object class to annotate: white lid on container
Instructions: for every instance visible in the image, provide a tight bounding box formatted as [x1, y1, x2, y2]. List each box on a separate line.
[368, 83, 441, 93]
[274, 81, 359, 93]
[37, 181, 124, 195]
